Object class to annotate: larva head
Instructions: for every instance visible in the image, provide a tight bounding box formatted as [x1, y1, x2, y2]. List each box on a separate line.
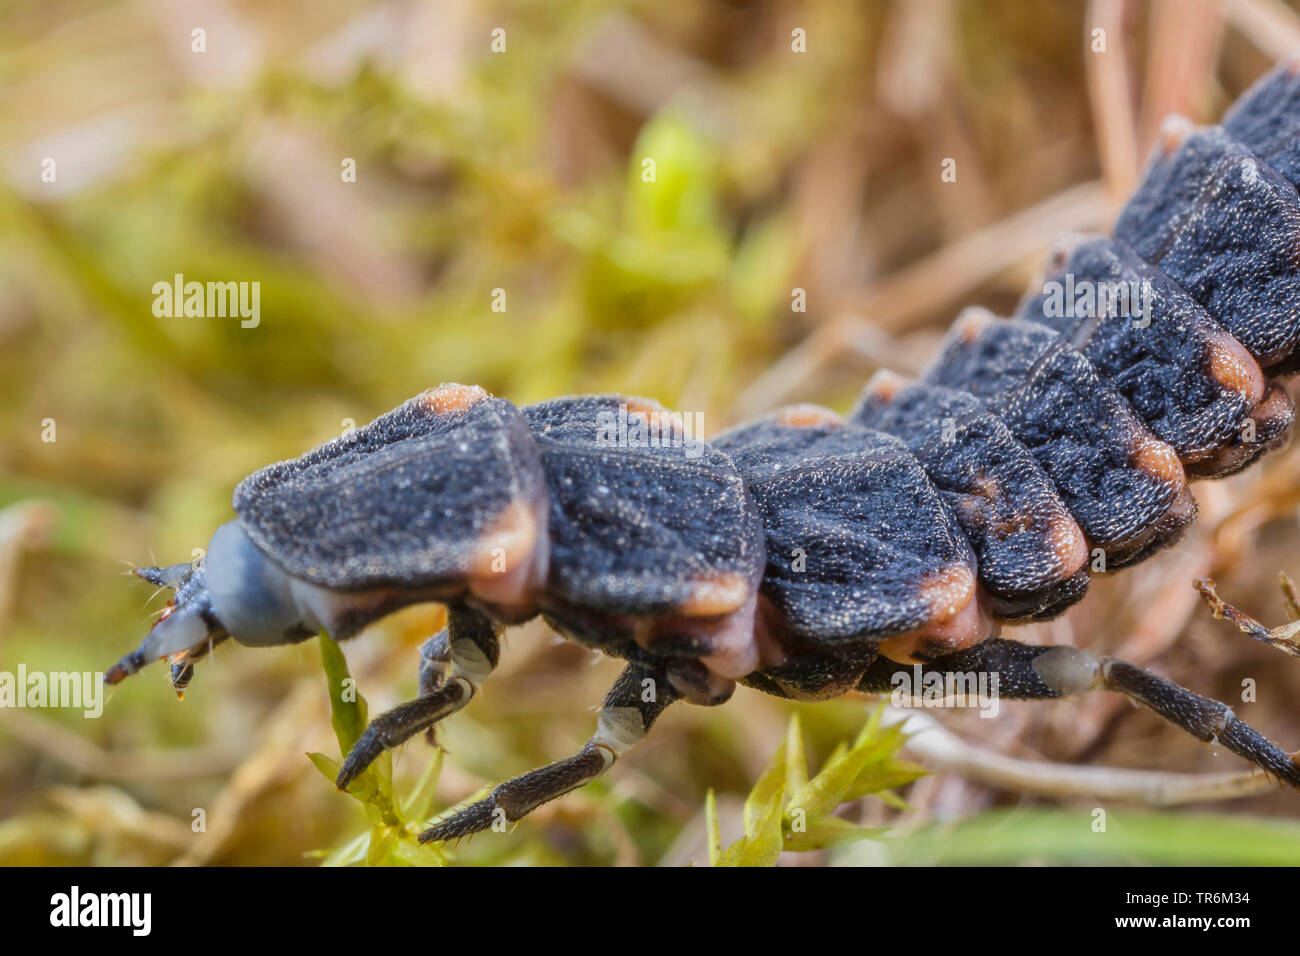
[107, 520, 319, 694]
[107, 558, 228, 695]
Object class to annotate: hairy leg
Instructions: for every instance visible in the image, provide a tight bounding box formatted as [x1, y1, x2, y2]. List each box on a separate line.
[418, 628, 452, 696]
[419, 663, 678, 842]
[416, 627, 453, 743]
[336, 602, 499, 789]
[858, 637, 1300, 786]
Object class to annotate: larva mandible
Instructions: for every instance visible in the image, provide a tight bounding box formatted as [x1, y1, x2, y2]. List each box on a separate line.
[109, 63, 1300, 840]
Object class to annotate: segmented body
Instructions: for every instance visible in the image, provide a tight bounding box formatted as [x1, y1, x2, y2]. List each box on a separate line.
[109, 64, 1300, 840]
[232, 65, 1300, 708]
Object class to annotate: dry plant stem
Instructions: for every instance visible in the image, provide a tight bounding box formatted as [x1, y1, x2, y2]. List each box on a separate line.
[881, 704, 1277, 805]
[736, 182, 1110, 415]
[1139, 0, 1224, 152]
[1087, 0, 1140, 199]
[876, 0, 954, 118]
[1195, 576, 1300, 659]
[0, 707, 241, 780]
[1218, 0, 1300, 61]
[47, 785, 194, 852]
[1281, 574, 1300, 622]
[573, 12, 736, 131]
[171, 679, 322, 867]
[0, 502, 54, 635]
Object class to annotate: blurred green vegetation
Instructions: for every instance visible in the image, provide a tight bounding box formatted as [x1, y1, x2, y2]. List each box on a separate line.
[1, 0, 1298, 866]
[709, 710, 923, 866]
[307, 632, 447, 867]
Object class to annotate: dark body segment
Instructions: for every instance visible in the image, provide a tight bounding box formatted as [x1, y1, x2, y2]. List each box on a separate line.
[1114, 125, 1300, 370]
[1016, 235, 1292, 476]
[851, 374, 1089, 621]
[233, 384, 548, 613]
[1223, 61, 1300, 192]
[925, 310, 1196, 567]
[712, 407, 989, 668]
[1222, 60, 1300, 376]
[106, 67, 1300, 839]
[522, 394, 766, 695]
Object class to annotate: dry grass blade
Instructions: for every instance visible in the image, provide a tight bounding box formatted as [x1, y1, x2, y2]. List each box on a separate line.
[1196, 577, 1300, 660]
[1217, 0, 1300, 61]
[171, 680, 323, 867]
[0, 707, 243, 780]
[883, 706, 1280, 805]
[1087, 0, 1141, 199]
[1138, 0, 1224, 152]
[736, 182, 1111, 415]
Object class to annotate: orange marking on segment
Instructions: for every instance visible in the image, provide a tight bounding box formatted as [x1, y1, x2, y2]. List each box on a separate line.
[992, 513, 1033, 537]
[775, 404, 842, 429]
[954, 308, 995, 345]
[619, 396, 676, 439]
[1251, 381, 1294, 429]
[969, 472, 998, 501]
[877, 564, 990, 663]
[679, 572, 752, 617]
[949, 496, 984, 525]
[1205, 335, 1266, 404]
[471, 500, 538, 577]
[420, 384, 487, 415]
[1131, 437, 1186, 488]
[1045, 242, 1071, 272]
[1159, 115, 1193, 157]
[864, 369, 906, 403]
[622, 396, 667, 419]
[920, 563, 979, 621]
[1047, 511, 1089, 576]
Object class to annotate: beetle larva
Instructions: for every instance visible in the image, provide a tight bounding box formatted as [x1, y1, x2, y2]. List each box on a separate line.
[109, 63, 1300, 840]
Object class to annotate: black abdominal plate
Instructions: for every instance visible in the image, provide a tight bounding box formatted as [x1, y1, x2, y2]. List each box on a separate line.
[1115, 124, 1300, 371]
[852, 379, 1090, 621]
[1223, 60, 1300, 185]
[925, 309, 1198, 569]
[713, 408, 985, 672]
[1017, 236, 1293, 477]
[522, 394, 766, 704]
[522, 394, 764, 624]
[113, 63, 1300, 837]
[234, 385, 549, 614]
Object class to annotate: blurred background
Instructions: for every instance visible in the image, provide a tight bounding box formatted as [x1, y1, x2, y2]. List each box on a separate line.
[4, 0, 1300, 866]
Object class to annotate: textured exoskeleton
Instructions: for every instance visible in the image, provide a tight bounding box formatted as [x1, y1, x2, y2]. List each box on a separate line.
[109, 63, 1300, 840]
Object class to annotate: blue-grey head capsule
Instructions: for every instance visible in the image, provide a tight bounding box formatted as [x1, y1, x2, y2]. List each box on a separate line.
[207, 520, 317, 647]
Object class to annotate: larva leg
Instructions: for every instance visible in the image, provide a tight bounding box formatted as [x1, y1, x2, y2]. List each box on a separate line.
[417, 628, 452, 695]
[414, 626, 453, 745]
[1099, 659, 1300, 785]
[419, 663, 677, 842]
[336, 603, 498, 790]
[859, 638, 1067, 698]
[858, 638, 1300, 787]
